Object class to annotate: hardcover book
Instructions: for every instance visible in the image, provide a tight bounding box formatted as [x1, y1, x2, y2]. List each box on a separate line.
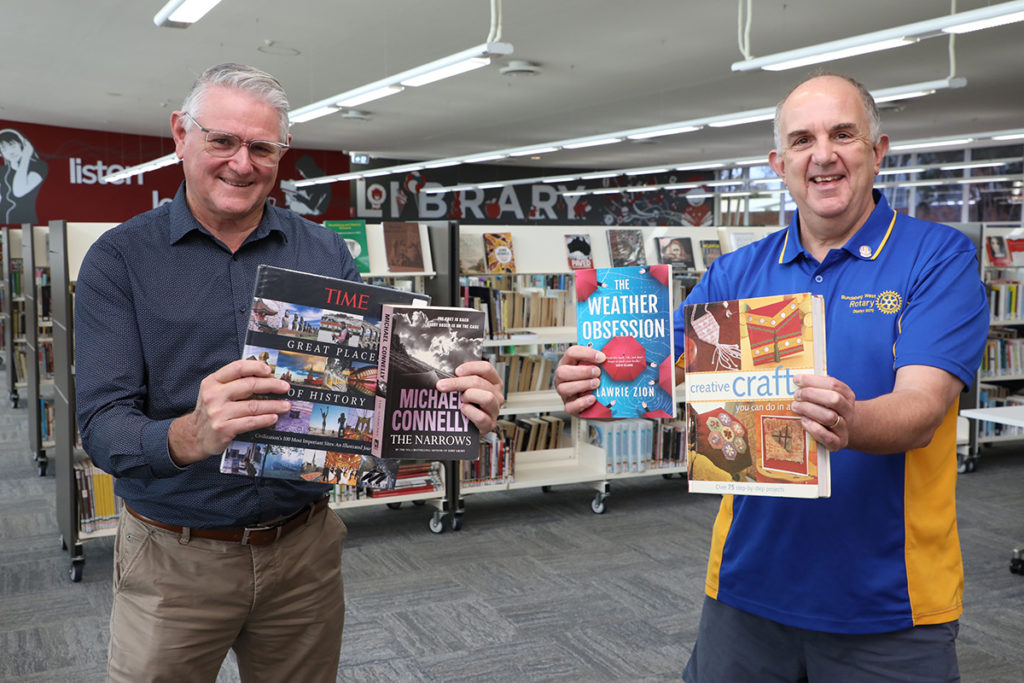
[372, 305, 485, 460]
[324, 219, 370, 273]
[656, 236, 695, 269]
[382, 221, 425, 272]
[484, 232, 517, 273]
[682, 292, 830, 498]
[459, 232, 487, 274]
[575, 265, 676, 418]
[565, 233, 594, 270]
[607, 229, 647, 267]
[219, 264, 428, 489]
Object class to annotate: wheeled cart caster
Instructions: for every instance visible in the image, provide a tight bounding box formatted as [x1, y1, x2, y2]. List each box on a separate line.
[1011, 548, 1024, 575]
[591, 492, 608, 514]
[429, 512, 446, 534]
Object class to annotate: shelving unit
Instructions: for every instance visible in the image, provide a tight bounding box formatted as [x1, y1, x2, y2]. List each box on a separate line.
[50, 220, 119, 582]
[967, 221, 1024, 471]
[1, 226, 25, 408]
[22, 224, 53, 476]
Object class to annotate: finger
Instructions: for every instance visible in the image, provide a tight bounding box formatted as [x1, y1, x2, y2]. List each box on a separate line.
[211, 359, 276, 383]
[212, 376, 291, 404]
[555, 377, 601, 403]
[559, 345, 606, 367]
[563, 392, 599, 417]
[461, 400, 497, 434]
[454, 360, 501, 384]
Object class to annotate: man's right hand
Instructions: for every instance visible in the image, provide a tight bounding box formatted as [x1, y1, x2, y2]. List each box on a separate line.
[553, 345, 605, 416]
[168, 360, 291, 467]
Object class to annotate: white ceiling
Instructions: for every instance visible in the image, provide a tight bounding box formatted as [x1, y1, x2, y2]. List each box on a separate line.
[2, 0, 1022, 174]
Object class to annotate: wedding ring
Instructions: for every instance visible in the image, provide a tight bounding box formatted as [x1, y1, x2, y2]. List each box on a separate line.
[829, 414, 842, 430]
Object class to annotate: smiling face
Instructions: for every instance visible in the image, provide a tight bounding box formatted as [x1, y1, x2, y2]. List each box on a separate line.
[172, 85, 289, 240]
[769, 75, 888, 241]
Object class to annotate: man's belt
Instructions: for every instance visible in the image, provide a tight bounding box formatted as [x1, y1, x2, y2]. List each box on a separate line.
[124, 496, 329, 546]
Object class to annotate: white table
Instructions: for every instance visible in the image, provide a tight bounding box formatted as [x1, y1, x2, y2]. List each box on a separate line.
[959, 406, 1024, 575]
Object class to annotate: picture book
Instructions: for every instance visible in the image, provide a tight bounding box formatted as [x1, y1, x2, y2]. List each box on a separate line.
[682, 292, 830, 498]
[575, 265, 676, 418]
[607, 229, 647, 267]
[484, 232, 517, 273]
[700, 239, 722, 268]
[372, 305, 485, 460]
[324, 219, 370, 273]
[459, 232, 487, 274]
[656, 236, 695, 270]
[220, 264, 428, 489]
[565, 233, 594, 270]
[382, 221, 425, 272]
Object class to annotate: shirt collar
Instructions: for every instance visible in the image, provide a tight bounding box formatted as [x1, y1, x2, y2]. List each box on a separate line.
[777, 190, 896, 264]
[168, 182, 288, 248]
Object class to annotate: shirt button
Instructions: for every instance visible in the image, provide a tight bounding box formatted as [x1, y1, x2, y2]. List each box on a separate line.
[814, 275, 823, 283]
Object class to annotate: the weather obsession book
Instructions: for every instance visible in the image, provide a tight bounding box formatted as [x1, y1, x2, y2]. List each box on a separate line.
[372, 305, 486, 460]
[219, 265, 428, 489]
[575, 265, 676, 418]
[682, 292, 830, 498]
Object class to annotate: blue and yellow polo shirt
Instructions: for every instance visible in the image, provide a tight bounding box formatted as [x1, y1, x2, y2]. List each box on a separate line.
[673, 190, 989, 634]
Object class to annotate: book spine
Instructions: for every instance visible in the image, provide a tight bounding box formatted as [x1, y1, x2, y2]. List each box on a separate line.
[371, 305, 395, 458]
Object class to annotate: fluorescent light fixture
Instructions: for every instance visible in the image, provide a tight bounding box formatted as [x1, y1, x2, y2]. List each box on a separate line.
[675, 162, 725, 171]
[763, 38, 918, 72]
[939, 161, 1008, 171]
[993, 133, 1024, 141]
[543, 176, 578, 183]
[477, 182, 507, 189]
[581, 171, 621, 180]
[154, 0, 221, 28]
[733, 1, 1024, 72]
[562, 137, 623, 150]
[872, 77, 966, 104]
[890, 137, 975, 151]
[625, 185, 659, 193]
[877, 166, 927, 176]
[706, 110, 775, 128]
[626, 125, 702, 140]
[100, 153, 180, 183]
[733, 158, 766, 166]
[286, 41, 512, 124]
[424, 159, 460, 169]
[508, 146, 560, 157]
[464, 153, 508, 163]
[626, 168, 668, 176]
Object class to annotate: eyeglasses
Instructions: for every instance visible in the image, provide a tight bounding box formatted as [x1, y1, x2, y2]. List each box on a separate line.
[182, 112, 289, 167]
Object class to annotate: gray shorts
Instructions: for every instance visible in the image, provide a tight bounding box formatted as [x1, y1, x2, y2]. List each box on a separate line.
[683, 596, 959, 683]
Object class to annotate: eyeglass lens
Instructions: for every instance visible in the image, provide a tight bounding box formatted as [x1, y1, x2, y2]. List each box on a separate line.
[204, 132, 285, 166]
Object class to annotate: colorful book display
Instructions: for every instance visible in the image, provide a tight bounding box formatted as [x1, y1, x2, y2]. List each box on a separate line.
[219, 265, 428, 489]
[372, 304, 485, 460]
[682, 292, 830, 498]
[575, 265, 676, 418]
[484, 232, 517, 273]
[324, 219, 370, 273]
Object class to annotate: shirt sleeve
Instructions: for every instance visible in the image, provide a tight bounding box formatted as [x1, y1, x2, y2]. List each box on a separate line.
[893, 245, 990, 388]
[74, 237, 184, 479]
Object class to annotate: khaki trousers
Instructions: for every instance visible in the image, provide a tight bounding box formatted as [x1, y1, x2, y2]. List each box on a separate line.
[108, 504, 347, 683]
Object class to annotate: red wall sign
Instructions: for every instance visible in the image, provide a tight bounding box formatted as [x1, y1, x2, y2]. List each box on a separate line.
[0, 119, 350, 226]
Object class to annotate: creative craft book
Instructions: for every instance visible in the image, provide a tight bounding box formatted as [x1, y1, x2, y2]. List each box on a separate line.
[682, 292, 830, 498]
[372, 305, 485, 460]
[575, 265, 676, 418]
[565, 233, 594, 270]
[220, 265, 428, 489]
[484, 232, 517, 273]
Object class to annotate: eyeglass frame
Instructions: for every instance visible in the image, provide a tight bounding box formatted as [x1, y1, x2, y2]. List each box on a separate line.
[181, 112, 290, 167]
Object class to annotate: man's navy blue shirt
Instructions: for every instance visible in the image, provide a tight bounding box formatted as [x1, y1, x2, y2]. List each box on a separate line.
[75, 183, 360, 528]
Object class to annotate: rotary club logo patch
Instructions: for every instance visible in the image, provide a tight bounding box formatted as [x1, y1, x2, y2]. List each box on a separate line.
[876, 290, 902, 314]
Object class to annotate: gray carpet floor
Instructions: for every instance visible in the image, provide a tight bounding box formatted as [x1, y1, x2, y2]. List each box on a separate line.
[1, 378, 1022, 681]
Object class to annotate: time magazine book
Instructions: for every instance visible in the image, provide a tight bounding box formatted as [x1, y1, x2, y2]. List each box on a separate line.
[575, 264, 676, 418]
[682, 292, 830, 498]
[220, 264, 428, 489]
[372, 305, 485, 460]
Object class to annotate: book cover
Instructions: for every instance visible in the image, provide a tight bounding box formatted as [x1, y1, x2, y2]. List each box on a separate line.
[382, 221, 425, 273]
[484, 232, 517, 273]
[565, 233, 594, 270]
[607, 229, 647, 267]
[324, 219, 370, 273]
[219, 264, 428, 489]
[682, 293, 830, 498]
[986, 235, 1011, 267]
[575, 265, 676, 418]
[459, 232, 487, 274]
[700, 239, 722, 268]
[372, 305, 485, 460]
[656, 236, 695, 270]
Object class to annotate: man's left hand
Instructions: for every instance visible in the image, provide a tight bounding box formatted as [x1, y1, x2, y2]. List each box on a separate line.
[437, 360, 505, 434]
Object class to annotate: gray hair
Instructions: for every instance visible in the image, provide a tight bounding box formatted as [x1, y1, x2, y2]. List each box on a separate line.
[181, 63, 290, 141]
[773, 70, 881, 152]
